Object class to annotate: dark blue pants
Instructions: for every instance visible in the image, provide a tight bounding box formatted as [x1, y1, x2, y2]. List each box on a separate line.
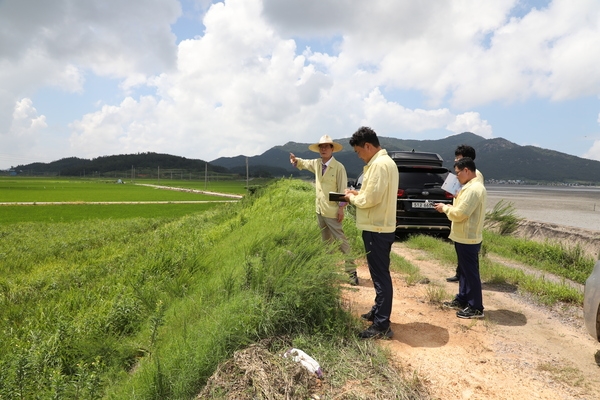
[454, 242, 483, 311]
[363, 230, 395, 330]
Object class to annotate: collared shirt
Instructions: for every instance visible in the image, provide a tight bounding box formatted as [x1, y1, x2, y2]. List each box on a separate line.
[442, 178, 487, 244]
[348, 149, 398, 233]
[295, 156, 348, 218]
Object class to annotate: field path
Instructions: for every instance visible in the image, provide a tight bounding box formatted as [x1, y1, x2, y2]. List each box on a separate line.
[343, 242, 600, 400]
[135, 183, 243, 199]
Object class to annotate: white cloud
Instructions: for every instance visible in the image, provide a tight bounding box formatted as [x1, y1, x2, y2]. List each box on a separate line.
[584, 113, 600, 160]
[0, 98, 61, 167]
[0, 0, 181, 139]
[362, 88, 453, 133]
[583, 140, 600, 161]
[2, 0, 600, 168]
[446, 112, 493, 138]
[11, 98, 48, 134]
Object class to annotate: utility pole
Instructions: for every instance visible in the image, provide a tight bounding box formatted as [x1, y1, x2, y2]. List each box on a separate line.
[246, 157, 249, 192]
[158, 166, 160, 184]
[204, 163, 208, 190]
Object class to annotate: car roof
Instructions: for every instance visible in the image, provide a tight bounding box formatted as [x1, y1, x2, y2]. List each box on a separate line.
[389, 150, 444, 166]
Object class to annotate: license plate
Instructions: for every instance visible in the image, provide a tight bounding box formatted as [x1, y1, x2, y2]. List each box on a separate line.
[412, 201, 434, 209]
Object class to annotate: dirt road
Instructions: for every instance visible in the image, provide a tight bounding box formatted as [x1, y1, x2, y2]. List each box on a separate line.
[343, 242, 600, 400]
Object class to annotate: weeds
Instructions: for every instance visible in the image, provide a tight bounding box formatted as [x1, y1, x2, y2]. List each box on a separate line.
[537, 362, 586, 388]
[483, 231, 595, 284]
[485, 199, 523, 235]
[425, 284, 448, 305]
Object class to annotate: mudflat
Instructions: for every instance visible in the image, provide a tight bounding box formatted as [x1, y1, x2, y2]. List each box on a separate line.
[487, 184, 600, 232]
[486, 185, 600, 259]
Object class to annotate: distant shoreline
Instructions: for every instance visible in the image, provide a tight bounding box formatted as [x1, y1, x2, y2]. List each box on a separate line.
[486, 184, 600, 232]
[486, 185, 600, 259]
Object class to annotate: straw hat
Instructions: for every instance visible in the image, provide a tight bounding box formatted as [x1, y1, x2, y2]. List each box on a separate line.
[308, 135, 343, 153]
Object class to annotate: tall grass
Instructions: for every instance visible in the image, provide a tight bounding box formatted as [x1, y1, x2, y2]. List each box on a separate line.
[0, 178, 402, 399]
[483, 231, 595, 284]
[485, 199, 523, 235]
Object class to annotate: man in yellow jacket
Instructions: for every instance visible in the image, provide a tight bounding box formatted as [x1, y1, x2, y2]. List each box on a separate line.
[434, 157, 487, 319]
[344, 127, 398, 339]
[446, 144, 485, 283]
[290, 135, 358, 285]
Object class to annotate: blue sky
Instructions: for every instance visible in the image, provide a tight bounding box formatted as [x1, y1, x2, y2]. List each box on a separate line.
[1, 0, 599, 169]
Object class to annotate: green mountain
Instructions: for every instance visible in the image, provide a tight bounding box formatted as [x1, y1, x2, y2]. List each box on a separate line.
[211, 132, 600, 184]
[12, 152, 228, 177]
[10, 133, 600, 184]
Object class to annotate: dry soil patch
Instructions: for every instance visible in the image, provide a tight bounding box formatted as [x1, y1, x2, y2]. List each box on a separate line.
[342, 242, 600, 400]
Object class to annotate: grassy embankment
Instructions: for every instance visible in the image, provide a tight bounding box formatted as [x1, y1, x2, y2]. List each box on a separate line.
[0, 178, 425, 399]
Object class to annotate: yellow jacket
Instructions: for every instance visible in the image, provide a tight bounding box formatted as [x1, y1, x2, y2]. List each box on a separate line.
[442, 178, 487, 244]
[295, 156, 348, 219]
[348, 149, 398, 233]
[474, 169, 484, 184]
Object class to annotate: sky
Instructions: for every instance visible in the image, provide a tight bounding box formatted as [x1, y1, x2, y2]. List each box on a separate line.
[1, 0, 600, 170]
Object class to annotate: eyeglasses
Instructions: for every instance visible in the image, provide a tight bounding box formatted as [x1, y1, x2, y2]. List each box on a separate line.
[455, 169, 465, 176]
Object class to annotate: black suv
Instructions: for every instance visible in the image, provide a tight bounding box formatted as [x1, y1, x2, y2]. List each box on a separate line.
[353, 150, 453, 237]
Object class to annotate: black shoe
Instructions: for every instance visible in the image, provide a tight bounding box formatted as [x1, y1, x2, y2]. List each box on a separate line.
[349, 271, 359, 286]
[446, 275, 459, 282]
[443, 299, 467, 310]
[358, 325, 393, 339]
[456, 306, 484, 319]
[361, 310, 375, 321]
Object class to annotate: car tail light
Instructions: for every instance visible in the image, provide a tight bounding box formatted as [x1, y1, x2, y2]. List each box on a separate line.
[444, 191, 454, 199]
[397, 189, 405, 197]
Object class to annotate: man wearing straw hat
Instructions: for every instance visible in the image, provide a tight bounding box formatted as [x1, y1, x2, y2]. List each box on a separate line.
[289, 135, 358, 285]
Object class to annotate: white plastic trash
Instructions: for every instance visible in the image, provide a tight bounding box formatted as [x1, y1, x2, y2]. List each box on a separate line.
[283, 348, 323, 378]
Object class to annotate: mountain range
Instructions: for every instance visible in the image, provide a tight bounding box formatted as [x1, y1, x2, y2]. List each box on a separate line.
[212, 132, 600, 184]
[8, 132, 600, 184]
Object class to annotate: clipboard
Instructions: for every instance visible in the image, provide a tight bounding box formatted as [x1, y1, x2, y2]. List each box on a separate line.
[329, 192, 347, 202]
[441, 173, 462, 197]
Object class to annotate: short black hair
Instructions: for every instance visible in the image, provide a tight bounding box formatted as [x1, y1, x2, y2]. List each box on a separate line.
[349, 126, 380, 148]
[455, 144, 476, 160]
[454, 157, 476, 172]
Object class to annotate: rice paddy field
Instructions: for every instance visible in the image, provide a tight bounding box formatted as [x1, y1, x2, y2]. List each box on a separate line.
[0, 177, 258, 223]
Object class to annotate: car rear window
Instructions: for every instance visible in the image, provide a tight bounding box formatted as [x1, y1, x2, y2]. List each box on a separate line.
[398, 169, 447, 189]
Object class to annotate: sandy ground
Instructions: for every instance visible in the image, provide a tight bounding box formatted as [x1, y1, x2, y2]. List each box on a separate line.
[343, 244, 600, 400]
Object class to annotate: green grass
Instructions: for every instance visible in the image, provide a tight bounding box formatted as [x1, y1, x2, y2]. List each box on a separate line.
[0, 203, 223, 223]
[2, 176, 591, 398]
[403, 234, 585, 305]
[482, 230, 595, 284]
[0, 178, 426, 399]
[485, 199, 523, 235]
[0, 177, 243, 223]
[0, 177, 235, 202]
